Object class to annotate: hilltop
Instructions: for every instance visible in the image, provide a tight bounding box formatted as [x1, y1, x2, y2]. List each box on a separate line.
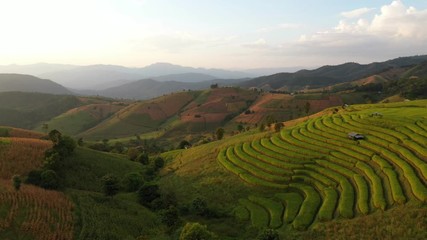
[240, 55, 427, 91]
[0, 74, 71, 95]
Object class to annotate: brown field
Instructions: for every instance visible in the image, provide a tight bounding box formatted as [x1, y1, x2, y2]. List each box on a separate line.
[0, 180, 74, 240]
[0, 138, 52, 179]
[234, 93, 293, 124]
[118, 92, 194, 121]
[181, 88, 257, 123]
[7, 128, 46, 139]
[65, 103, 125, 120]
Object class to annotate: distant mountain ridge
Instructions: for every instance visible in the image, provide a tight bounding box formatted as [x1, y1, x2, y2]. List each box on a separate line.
[0, 62, 253, 90]
[240, 55, 427, 90]
[0, 74, 72, 95]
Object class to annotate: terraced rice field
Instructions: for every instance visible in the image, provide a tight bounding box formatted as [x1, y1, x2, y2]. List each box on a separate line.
[218, 101, 427, 230]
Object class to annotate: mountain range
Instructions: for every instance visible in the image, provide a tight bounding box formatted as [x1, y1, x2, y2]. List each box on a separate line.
[0, 62, 254, 90]
[0, 55, 426, 100]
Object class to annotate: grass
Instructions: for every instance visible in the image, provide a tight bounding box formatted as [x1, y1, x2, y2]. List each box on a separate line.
[57, 147, 144, 192]
[69, 190, 166, 240]
[248, 196, 284, 228]
[239, 198, 269, 228]
[290, 183, 321, 230]
[275, 192, 303, 223]
[216, 100, 427, 232]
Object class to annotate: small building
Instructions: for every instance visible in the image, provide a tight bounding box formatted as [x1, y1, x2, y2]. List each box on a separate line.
[348, 132, 365, 140]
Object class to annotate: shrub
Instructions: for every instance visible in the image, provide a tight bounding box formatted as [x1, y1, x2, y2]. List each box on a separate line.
[40, 170, 59, 189]
[191, 197, 208, 216]
[101, 174, 120, 197]
[137, 152, 149, 165]
[154, 156, 165, 170]
[127, 147, 139, 161]
[43, 150, 61, 170]
[179, 222, 215, 240]
[26, 170, 43, 186]
[257, 228, 280, 240]
[12, 175, 21, 191]
[138, 183, 160, 208]
[160, 206, 180, 228]
[121, 172, 144, 192]
[178, 140, 191, 149]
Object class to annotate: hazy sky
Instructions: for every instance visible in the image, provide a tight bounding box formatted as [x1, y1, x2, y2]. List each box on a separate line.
[1, 0, 427, 69]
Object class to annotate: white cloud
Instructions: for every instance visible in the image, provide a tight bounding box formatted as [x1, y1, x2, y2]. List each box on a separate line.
[294, 0, 427, 60]
[242, 39, 268, 49]
[340, 7, 375, 18]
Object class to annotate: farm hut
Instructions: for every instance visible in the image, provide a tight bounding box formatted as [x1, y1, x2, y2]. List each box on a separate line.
[348, 132, 365, 140]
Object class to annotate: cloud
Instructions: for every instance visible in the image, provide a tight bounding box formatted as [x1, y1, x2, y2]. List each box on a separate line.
[294, 0, 427, 59]
[341, 7, 375, 18]
[242, 39, 268, 49]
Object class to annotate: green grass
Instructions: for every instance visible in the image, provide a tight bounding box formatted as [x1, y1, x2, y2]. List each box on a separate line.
[353, 174, 370, 215]
[57, 147, 144, 192]
[248, 196, 284, 229]
[317, 187, 338, 221]
[0, 127, 10, 137]
[355, 161, 387, 210]
[239, 198, 269, 228]
[290, 183, 321, 230]
[69, 190, 166, 240]
[275, 192, 303, 224]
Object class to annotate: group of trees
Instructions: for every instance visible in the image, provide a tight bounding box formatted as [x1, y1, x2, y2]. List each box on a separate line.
[25, 130, 76, 190]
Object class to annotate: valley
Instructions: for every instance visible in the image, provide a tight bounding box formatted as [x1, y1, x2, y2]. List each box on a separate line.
[0, 55, 426, 239]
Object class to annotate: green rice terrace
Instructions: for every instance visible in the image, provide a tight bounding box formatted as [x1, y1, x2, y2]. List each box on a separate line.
[218, 100, 427, 231]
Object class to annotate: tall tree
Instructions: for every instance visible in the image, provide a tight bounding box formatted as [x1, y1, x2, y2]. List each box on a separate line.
[215, 128, 225, 140]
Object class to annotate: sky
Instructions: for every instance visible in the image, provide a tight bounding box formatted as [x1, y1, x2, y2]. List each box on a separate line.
[0, 0, 427, 69]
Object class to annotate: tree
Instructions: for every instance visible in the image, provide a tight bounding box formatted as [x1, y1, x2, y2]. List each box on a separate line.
[160, 206, 180, 228]
[258, 123, 265, 132]
[101, 174, 120, 197]
[40, 170, 59, 189]
[137, 152, 149, 165]
[237, 124, 244, 133]
[304, 102, 311, 115]
[12, 175, 21, 191]
[191, 197, 208, 216]
[179, 222, 215, 240]
[121, 172, 144, 192]
[215, 128, 224, 140]
[113, 142, 125, 153]
[48, 129, 62, 145]
[257, 228, 280, 240]
[77, 137, 84, 146]
[138, 183, 160, 207]
[128, 147, 139, 161]
[178, 140, 191, 149]
[274, 122, 284, 132]
[43, 150, 61, 170]
[154, 156, 165, 170]
[25, 170, 42, 186]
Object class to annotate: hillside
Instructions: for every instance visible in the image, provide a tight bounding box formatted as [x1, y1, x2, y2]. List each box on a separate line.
[100, 78, 247, 100]
[0, 92, 82, 129]
[79, 91, 198, 140]
[240, 55, 427, 91]
[34, 102, 127, 136]
[0, 74, 71, 95]
[158, 100, 427, 238]
[0, 130, 166, 239]
[218, 100, 427, 233]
